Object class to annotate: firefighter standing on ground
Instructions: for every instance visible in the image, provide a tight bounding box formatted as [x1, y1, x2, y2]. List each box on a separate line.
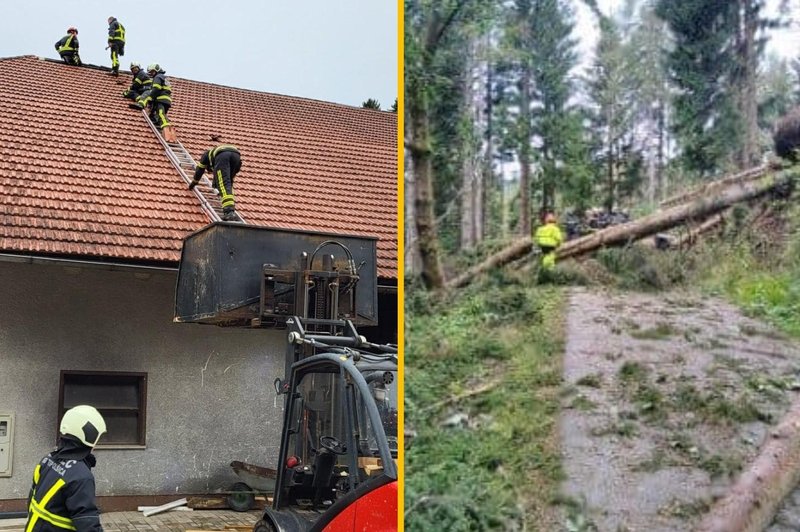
[55, 27, 81, 66]
[25, 405, 107, 532]
[106, 16, 125, 76]
[534, 212, 564, 270]
[189, 145, 242, 221]
[122, 62, 151, 101]
[133, 64, 172, 130]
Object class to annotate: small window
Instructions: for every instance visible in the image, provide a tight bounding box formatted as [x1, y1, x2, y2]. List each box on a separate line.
[58, 371, 147, 448]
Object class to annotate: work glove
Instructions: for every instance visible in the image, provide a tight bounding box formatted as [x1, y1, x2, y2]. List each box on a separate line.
[122, 89, 130, 98]
[188, 181, 198, 190]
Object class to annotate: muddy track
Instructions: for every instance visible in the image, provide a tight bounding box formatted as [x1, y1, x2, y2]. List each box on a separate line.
[559, 288, 800, 531]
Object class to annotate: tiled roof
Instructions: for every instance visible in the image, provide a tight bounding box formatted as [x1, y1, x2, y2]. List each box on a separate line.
[0, 56, 398, 278]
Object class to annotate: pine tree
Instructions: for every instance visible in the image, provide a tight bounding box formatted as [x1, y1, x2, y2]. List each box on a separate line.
[362, 98, 381, 109]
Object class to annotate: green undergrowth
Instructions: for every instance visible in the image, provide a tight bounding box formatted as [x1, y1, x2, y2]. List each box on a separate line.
[405, 269, 566, 531]
[565, 198, 800, 338]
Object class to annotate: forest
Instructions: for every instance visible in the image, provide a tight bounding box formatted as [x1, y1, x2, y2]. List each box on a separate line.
[404, 1, 800, 530]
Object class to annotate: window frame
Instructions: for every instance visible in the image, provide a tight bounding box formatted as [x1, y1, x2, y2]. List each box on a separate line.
[58, 370, 148, 449]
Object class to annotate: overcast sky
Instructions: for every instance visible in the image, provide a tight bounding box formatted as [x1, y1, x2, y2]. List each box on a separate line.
[575, 0, 800, 64]
[1, 0, 398, 109]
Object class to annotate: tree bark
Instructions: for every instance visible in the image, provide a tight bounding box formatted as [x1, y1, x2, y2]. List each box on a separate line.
[518, 66, 532, 236]
[408, 73, 446, 290]
[696, 398, 800, 532]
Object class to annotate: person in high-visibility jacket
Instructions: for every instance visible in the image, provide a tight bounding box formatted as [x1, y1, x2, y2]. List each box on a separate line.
[25, 405, 107, 532]
[54, 27, 81, 66]
[106, 16, 125, 76]
[534, 212, 564, 270]
[189, 144, 243, 221]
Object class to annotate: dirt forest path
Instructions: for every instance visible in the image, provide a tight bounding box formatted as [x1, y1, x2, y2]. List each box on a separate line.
[559, 287, 800, 531]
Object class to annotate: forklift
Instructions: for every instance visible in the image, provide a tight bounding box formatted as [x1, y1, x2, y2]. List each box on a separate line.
[174, 223, 398, 531]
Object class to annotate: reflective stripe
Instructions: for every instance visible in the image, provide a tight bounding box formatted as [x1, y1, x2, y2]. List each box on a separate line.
[26, 478, 76, 531]
[217, 171, 235, 208]
[33, 464, 40, 484]
[58, 35, 76, 53]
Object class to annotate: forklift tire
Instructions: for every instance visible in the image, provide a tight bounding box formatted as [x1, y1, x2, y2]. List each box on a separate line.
[227, 482, 255, 512]
[253, 519, 277, 532]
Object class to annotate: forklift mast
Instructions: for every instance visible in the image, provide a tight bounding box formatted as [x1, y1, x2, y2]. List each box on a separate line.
[174, 223, 397, 531]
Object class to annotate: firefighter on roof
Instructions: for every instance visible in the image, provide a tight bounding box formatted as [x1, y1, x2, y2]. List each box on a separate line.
[55, 27, 81, 66]
[189, 144, 243, 221]
[133, 64, 172, 130]
[122, 62, 152, 101]
[25, 405, 107, 532]
[106, 16, 126, 76]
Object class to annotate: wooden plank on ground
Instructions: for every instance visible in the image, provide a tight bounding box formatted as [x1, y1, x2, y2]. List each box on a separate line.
[187, 496, 228, 510]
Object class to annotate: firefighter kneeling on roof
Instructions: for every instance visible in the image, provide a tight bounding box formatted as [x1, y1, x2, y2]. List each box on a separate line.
[25, 405, 107, 532]
[534, 212, 564, 271]
[189, 144, 242, 221]
[122, 62, 151, 101]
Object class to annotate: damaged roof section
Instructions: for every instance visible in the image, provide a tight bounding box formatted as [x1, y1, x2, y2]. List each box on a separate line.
[0, 56, 398, 278]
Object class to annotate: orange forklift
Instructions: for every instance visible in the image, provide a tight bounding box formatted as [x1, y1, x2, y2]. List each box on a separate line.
[174, 223, 398, 531]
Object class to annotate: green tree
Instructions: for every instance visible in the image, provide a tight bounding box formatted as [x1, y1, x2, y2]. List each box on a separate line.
[657, 0, 742, 175]
[362, 98, 381, 109]
[405, 0, 481, 289]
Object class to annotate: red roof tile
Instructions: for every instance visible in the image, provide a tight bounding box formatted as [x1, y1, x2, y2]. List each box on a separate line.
[0, 56, 398, 278]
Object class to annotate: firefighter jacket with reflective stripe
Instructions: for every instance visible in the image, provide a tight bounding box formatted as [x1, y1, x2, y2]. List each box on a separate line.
[107, 19, 125, 43]
[25, 455, 102, 532]
[150, 72, 172, 104]
[55, 35, 79, 54]
[192, 145, 240, 181]
[128, 70, 152, 98]
[534, 223, 563, 248]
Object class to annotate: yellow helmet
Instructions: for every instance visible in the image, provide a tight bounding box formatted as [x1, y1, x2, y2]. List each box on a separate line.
[60, 405, 107, 448]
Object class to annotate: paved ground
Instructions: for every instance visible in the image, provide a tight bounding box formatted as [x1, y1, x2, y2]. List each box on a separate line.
[0, 509, 260, 532]
[559, 288, 800, 531]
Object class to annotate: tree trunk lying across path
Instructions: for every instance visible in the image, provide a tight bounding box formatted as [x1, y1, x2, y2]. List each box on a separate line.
[696, 399, 800, 532]
[447, 237, 534, 289]
[556, 168, 796, 260]
[444, 166, 798, 290]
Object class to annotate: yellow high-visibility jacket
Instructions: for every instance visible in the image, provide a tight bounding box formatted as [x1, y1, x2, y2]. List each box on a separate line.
[534, 222, 563, 248]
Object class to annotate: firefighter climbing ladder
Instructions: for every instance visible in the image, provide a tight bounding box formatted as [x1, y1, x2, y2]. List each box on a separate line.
[139, 110, 246, 223]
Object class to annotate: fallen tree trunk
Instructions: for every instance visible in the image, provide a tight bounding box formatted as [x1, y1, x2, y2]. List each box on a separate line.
[660, 165, 768, 208]
[674, 211, 727, 249]
[444, 167, 797, 290]
[447, 237, 533, 289]
[696, 399, 800, 532]
[557, 168, 796, 261]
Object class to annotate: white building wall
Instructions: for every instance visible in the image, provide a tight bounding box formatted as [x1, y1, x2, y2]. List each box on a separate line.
[0, 260, 286, 499]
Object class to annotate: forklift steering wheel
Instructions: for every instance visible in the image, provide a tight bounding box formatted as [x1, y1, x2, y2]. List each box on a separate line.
[320, 435, 347, 455]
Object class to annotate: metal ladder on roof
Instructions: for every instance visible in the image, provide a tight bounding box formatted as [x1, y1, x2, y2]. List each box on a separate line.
[139, 110, 245, 223]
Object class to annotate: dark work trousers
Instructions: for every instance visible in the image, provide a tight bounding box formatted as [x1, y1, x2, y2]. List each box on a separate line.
[59, 52, 81, 66]
[150, 101, 171, 129]
[109, 42, 124, 72]
[213, 151, 242, 211]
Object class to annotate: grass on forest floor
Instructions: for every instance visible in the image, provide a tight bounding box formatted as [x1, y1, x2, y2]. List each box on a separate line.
[405, 270, 566, 531]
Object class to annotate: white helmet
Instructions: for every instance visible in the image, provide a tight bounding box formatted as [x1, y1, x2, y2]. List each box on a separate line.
[130, 62, 142, 71]
[147, 63, 160, 73]
[60, 405, 107, 448]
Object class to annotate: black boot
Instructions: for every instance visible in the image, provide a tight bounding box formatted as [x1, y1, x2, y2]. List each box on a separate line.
[222, 208, 239, 222]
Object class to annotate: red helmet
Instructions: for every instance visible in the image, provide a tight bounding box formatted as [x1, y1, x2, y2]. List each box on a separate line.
[67, 27, 78, 35]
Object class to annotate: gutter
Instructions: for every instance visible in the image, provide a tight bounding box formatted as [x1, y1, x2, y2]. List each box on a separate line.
[0, 253, 177, 273]
[0, 253, 399, 288]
